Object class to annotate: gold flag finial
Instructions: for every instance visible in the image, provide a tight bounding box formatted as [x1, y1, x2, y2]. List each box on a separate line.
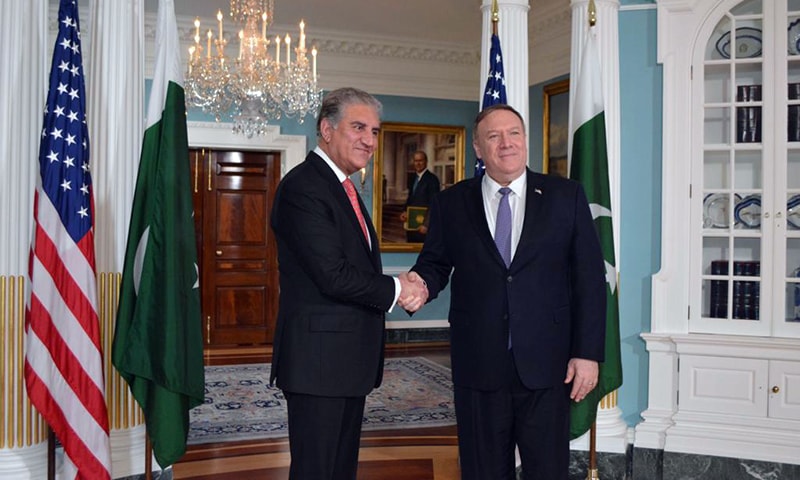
[492, 0, 499, 23]
[589, 0, 597, 27]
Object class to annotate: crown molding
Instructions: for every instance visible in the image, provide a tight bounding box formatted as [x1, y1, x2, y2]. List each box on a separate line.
[55, 3, 575, 101]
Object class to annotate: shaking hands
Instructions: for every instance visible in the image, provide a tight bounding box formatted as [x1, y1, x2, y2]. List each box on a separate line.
[397, 271, 428, 313]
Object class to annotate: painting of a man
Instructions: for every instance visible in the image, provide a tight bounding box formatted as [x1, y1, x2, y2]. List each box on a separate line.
[399, 150, 440, 243]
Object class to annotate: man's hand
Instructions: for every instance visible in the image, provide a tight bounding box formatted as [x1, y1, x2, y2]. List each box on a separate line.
[399, 212, 408, 221]
[397, 271, 428, 312]
[564, 358, 599, 402]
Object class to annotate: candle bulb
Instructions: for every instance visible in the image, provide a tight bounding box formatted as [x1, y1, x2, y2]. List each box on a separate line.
[194, 17, 200, 40]
[275, 35, 280, 64]
[299, 20, 306, 51]
[262, 12, 267, 40]
[207, 29, 212, 58]
[238, 30, 244, 60]
[312, 47, 317, 82]
[188, 46, 195, 73]
[285, 34, 291, 67]
[217, 10, 223, 42]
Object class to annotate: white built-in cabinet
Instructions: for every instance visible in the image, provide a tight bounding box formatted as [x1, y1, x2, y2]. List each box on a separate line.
[638, 0, 800, 465]
[693, 0, 800, 338]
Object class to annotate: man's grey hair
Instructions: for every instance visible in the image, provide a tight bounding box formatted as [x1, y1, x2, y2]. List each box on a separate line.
[472, 104, 526, 138]
[316, 87, 382, 135]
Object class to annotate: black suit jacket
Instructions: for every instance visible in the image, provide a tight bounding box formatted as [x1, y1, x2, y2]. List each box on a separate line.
[270, 151, 395, 397]
[412, 169, 606, 391]
[406, 170, 440, 208]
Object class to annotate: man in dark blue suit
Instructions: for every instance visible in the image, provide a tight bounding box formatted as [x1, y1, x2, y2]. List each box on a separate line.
[411, 104, 606, 480]
[400, 150, 440, 242]
[270, 88, 427, 480]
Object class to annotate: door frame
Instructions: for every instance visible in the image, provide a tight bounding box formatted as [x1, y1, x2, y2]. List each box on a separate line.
[187, 121, 307, 176]
[187, 122, 306, 360]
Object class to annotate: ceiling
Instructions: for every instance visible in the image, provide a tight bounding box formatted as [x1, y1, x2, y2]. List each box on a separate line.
[94, 0, 571, 100]
[164, 0, 487, 46]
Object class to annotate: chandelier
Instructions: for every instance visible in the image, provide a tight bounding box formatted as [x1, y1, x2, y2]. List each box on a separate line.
[185, 0, 322, 137]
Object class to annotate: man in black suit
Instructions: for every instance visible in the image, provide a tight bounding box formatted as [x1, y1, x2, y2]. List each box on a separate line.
[270, 87, 427, 480]
[410, 104, 606, 479]
[399, 150, 440, 242]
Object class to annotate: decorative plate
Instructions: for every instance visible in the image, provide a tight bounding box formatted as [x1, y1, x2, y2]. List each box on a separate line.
[789, 18, 800, 55]
[704, 193, 735, 228]
[715, 27, 763, 59]
[734, 194, 761, 228]
[788, 194, 800, 229]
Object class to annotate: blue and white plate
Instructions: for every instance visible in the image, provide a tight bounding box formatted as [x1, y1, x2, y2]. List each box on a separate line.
[734, 194, 761, 228]
[704, 193, 737, 228]
[716, 27, 762, 59]
[788, 194, 800, 229]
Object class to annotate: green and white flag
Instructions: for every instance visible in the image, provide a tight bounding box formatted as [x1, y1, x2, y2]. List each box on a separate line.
[568, 28, 623, 440]
[112, 0, 204, 467]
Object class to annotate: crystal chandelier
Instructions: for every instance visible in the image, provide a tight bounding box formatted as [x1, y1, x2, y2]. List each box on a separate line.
[185, 0, 322, 137]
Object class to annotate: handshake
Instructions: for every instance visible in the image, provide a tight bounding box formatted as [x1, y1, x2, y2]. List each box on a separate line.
[397, 271, 429, 313]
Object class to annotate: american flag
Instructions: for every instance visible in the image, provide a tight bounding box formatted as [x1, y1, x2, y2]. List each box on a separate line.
[24, 0, 112, 478]
[475, 32, 508, 177]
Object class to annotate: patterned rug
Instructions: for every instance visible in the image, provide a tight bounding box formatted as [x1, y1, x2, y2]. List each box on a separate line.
[188, 357, 455, 445]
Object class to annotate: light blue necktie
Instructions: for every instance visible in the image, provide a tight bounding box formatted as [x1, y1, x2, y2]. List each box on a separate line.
[494, 187, 512, 267]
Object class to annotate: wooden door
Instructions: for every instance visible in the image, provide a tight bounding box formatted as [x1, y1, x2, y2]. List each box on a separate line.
[190, 148, 281, 346]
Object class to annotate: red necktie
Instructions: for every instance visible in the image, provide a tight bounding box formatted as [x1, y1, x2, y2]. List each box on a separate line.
[343, 178, 370, 243]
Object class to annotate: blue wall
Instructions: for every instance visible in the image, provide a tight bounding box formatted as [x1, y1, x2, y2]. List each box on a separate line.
[618, 5, 661, 426]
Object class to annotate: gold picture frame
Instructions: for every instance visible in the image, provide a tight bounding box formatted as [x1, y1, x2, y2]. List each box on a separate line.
[373, 122, 466, 252]
[543, 79, 570, 177]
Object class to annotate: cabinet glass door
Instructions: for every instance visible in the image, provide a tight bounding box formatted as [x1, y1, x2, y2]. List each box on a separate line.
[778, 0, 800, 334]
[696, 0, 769, 335]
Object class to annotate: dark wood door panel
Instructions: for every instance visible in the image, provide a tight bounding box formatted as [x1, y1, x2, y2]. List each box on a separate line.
[190, 148, 280, 348]
[212, 284, 273, 344]
[215, 191, 270, 246]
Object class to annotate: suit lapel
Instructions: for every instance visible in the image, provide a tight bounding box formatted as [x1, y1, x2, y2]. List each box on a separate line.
[511, 170, 546, 269]
[464, 177, 508, 269]
[309, 154, 376, 260]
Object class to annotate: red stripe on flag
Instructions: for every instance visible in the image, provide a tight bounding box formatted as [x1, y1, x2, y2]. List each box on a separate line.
[76, 227, 96, 267]
[24, 363, 111, 478]
[31, 221, 102, 351]
[27, 294, 109, 431]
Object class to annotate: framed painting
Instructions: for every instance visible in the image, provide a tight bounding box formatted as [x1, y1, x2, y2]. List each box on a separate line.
[543, 79, 570, 177]
[372, 122, 466, 252]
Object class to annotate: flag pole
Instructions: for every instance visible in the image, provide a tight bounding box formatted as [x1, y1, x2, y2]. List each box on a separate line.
[47, 428, 55, 480]
[491, 0, 499, 34]
[145, 432, 153, 480]
[583, 2, 600, 477]
[586, 422, 599, 479]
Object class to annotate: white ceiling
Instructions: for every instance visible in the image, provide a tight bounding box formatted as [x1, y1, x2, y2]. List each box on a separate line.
[163, 0, 486, 46]
[74, 0, 571, 99]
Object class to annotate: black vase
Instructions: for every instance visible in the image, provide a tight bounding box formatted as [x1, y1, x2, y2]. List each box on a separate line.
[736, 85, 762, 143]
[789, 83, 800, 142]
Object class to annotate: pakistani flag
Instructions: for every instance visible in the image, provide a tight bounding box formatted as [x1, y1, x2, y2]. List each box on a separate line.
[568, 28, 623, 440]
[112, 0, 204, 467]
